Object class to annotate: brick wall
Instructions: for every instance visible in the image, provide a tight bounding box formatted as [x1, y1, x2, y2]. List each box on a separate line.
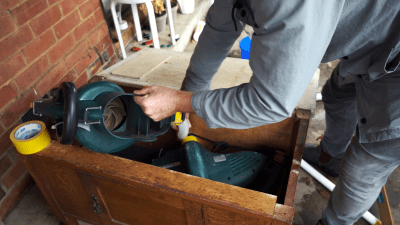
[0, 0, 118, 219]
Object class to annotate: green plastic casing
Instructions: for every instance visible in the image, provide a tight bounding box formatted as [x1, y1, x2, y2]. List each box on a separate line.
[152, 139, 268, 188]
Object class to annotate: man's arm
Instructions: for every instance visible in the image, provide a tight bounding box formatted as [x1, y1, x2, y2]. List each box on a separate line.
[134, 0, 244, 121]
[135, 0, 345, 128]
[134, 86, 194, 122]
[190, 0, 345, 129]
[181, 0, 244, 92]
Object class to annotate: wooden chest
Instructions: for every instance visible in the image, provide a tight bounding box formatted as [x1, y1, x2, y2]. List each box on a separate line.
[19, 50, 319, 225]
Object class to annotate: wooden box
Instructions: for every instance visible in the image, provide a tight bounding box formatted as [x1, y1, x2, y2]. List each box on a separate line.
[19, 50, 318, 225]
[20, 112, 308, 225]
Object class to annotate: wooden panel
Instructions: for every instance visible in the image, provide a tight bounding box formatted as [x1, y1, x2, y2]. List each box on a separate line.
[210, 61, 252, 90]
[183, 200, 205, 225]
[203, 205, 272, 225]
[79, 172, 187, 225]
[32, 142, 278, 217]
[140, 54, 190, 87]
[189, 114, 296, 152]
[284, 118, 309, 206]
[111, 52, 171, 78]
[139, 55, 252, 90]
[19, 154, 80, 225]
[272, 204, 295, 225]
[378, 186, 394, 225]
[28, 157, 102, 224]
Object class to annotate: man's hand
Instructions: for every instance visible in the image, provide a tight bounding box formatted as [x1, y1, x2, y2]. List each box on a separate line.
[133, 85, 194, 121]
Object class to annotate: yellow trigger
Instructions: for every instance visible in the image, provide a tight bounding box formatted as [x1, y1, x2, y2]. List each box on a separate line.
[172, 112, 183, 125]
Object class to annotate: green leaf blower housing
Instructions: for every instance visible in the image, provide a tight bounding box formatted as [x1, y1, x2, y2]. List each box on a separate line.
[33, 81, 174, 153]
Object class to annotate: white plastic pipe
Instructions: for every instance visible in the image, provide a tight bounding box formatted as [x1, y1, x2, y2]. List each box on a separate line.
[145, 1, 160, 49]
[165, 0, 176, 45]
[316, 93, 322, 101]
[193, 20, 205, 42]
[177, 0, 194, 14]
[111, 0, 127, 59]
[301, 159, 380, 225]
[131, 3, 143, 42]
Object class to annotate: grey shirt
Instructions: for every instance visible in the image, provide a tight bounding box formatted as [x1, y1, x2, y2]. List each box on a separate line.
[182, 0, 400, 134]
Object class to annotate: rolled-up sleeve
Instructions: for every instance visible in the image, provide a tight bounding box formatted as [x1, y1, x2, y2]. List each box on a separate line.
[189, 0, 345, 129]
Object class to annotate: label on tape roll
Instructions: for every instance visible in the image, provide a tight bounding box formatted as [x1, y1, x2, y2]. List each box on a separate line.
[10, 121, 51, 155]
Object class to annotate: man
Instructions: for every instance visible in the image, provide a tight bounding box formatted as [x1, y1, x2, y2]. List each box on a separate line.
[134, 0, 400, 224]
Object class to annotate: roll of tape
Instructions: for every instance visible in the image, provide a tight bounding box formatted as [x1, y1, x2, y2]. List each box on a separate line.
[10, 121, 51, 155]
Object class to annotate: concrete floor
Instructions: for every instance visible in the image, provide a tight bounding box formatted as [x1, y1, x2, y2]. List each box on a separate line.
[4, 11, 400, 225]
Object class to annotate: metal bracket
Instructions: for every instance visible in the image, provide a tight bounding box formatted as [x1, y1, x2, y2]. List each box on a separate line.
[90, 194, 103, 214]
[84, 106, 102, 125]
[32, 100, 43, 116]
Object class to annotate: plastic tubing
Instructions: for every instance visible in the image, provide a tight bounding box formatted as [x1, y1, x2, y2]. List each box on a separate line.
[300, 159, 380, 225]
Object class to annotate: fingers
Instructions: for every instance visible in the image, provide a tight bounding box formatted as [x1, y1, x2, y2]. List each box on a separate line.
[171, 124, 178, 131]
[132, 85, 177, 122]
[185, 113, 192, 128]
[133, 95, 147, 106]
[133, 85, 154, 96]
[133, 97, 162, 122]
[133, 86, 152, 106]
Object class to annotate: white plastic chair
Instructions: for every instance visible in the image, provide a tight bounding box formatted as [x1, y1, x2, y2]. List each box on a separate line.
[111, 0, 176, 59]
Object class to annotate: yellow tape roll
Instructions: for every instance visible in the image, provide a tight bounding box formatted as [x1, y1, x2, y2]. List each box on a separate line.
[10, 121, 51, 155]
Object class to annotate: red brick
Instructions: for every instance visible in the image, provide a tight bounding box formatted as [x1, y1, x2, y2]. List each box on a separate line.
[2, 160, 27, 188]
[0, 124, 18, 155]
[57, 69, 76, 85]
[0, 124, 4, 136]
[11, 0, 48, 25]
[94, 33, 112, 53]
[48, 0, 60, 5]
[54, 10, 80, 39]
[92, 7, 104, 22]
[0, 25, 34, 62]
[47, 34, 74, 64]
[88, 22, 108, 47]
[74, 71, 87, 88]
[35, 62, 67, 96]
[79, 0, 101, 19]
[75, 49, 97, 75]
[106, 44, 114, 58]
[29, 5, 62, 36]
[0, 154, 13, 177]
[72, 16, 96, 42]
[0, 12, 16, 39]
[109, 54, 117, 67]
[0, 53, 26, 85]
[1, 89, 40, 128]
[64, 40, 89, 69]
[0, 0, 20, 12]
[15, 55, 49, 92]
[22, 30, 56, 63]
[0, 82, 18, 111]
[59, 0, 84, 15]
[0, 173, 33, 218]
[90, 58, 101, 75]
[8, 147, 20, 163]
